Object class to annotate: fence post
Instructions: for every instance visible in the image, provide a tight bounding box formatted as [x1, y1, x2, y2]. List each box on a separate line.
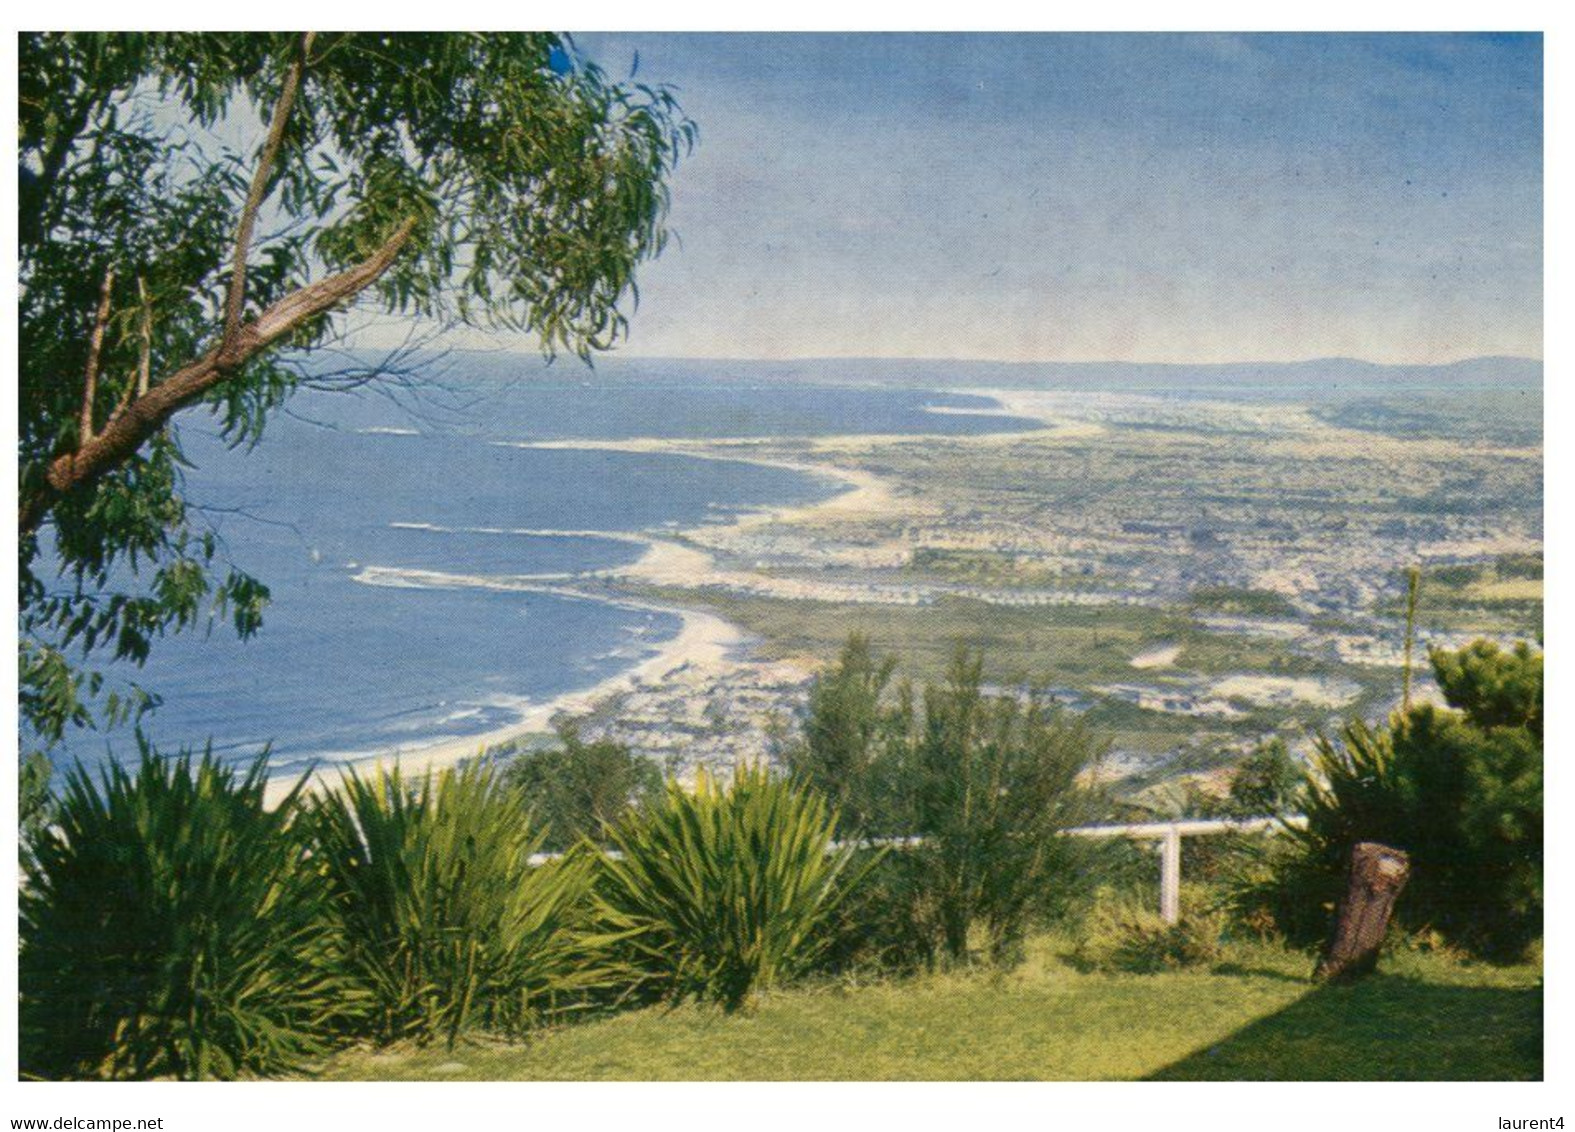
[1160, 824, 1182, 924]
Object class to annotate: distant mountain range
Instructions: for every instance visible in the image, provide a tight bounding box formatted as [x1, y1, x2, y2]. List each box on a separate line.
[587, 353, 1545, 393]
[325, 345, 1543, 395]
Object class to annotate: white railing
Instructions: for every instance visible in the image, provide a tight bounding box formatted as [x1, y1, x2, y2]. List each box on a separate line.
[533, 815, 1306, 925]
[1065, 816, 1308, 923]
[846, 816, 1308, 924]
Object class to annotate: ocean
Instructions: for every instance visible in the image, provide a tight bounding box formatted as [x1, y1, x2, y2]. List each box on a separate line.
[49, 356, 1039, 777]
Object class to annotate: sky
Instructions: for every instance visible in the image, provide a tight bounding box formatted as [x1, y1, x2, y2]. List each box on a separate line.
[560, 32, 1542, 365]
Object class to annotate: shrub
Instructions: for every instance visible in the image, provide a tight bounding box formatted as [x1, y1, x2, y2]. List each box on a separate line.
[1431, 639, 1542, 734]
[1239, 639, 1542, 961]
[1224, 738, 1303, 818]
[598, 764, 865, 1011]
[18, 749, 55, 851]
[813, 848, 945, 976]
[311, 762, 611, 1047]
[879, 651, 1107, 967]
[1074, 892, 1224, 974]
[781, 633, 899, 836]
[789, 641, 1108, 970]
[20, 748, 345, 1080]
[501, 725, 662, 851]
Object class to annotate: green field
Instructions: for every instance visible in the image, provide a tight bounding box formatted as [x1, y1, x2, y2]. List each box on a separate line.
[668, 589, 1343, 688]
[635, 587, 1397, 754]
[1381, 556, 1544, 636]
[319, 937, 1541, 1081]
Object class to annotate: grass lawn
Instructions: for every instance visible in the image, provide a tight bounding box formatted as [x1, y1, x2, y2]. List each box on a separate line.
[318, 937, 1541, 1082]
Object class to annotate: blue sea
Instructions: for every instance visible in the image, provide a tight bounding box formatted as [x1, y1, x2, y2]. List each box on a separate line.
[50, 357, 1039, 777]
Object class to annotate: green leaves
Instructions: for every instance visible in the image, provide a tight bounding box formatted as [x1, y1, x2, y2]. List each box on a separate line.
[789, 639, 1109, 970]
[785, 632, 899, 836]
[19, 32, 694, 764]
[310, 762, 618, 1047]
[1245, 638, 1543, 960]
[598, 764, 864, 1012]
[17, 751, 878, 1072]
[892, 650, 1108, 966]
[501, 725, 663, 851]
[1429, 639, 1542, 735]
[19, 747, 348, 1080]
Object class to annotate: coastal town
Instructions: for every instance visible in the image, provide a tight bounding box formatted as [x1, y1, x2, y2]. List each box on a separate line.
[502, 378, 1542, 791]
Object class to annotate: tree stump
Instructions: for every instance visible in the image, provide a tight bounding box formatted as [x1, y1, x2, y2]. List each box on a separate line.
[1314, 841, 1411, 980]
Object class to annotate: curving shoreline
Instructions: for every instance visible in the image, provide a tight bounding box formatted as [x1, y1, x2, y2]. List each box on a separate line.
[263, 392, 1066, 805]
[263, 596, 745, 807]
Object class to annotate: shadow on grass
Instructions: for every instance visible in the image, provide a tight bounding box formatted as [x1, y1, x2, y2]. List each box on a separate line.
[1147, 974, 1542, 1081]
[1207, 962, 1312, 985]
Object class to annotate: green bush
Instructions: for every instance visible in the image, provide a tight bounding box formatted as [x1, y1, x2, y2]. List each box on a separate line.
[813, 847, 945, 976]
[501, 725, 662, 851]
[598, 763, 865, 1011]
[20, 748, 345, 1080]
[1074, 892, 1224, 974]
[782, 633, 899, 837]
[1238, 640, 1542, 961]
[803, 646, 1108, 969]
[1224, 738, 1303, 818]
[311, 762, 612, 1047]
[18, 748, 55, 855]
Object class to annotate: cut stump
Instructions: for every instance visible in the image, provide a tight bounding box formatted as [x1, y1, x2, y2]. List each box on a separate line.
[1314, 841, 1411, 981]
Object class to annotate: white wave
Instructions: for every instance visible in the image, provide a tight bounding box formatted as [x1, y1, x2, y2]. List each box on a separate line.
[922, 399, 1010, 417]
[358, 426, 421, 436]
[388, 520, 647, 545]
[263, 600, 742, 807]
[350, 565, 573, 591]
[589, 646, 642, 662]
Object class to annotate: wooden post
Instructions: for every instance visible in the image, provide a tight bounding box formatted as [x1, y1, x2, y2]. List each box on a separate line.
[1315, 841, 1411, 980]
[1160, 825, 1182, 924]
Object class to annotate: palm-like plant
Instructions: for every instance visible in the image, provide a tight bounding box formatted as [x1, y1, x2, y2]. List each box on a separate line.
[598, 764, 865, 1011]
[20, 748, 345, 1080]
[311, 762, 613, 1047]
[1228, 719, 1399, 947]
[1243, 681, 1543, 959]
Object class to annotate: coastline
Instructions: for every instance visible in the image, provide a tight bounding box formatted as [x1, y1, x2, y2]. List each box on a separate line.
[262, 597, 745, 808]
[522, 391, 1115, 602]
[262, 391, 1077, 806]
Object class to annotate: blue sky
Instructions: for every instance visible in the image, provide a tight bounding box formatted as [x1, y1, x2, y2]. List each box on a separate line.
[569, 32, 1542, 364]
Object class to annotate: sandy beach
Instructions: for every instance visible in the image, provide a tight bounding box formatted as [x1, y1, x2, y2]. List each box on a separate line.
[258, 389, 1196, 804]
[263, 407, 971, 804]
[262, 597, 745, 808]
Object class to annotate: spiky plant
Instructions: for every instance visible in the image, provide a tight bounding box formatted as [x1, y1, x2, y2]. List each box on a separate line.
[19, 747, 346, 1080]
[598, 763, 866, 1012]
[311, 761, 615, 1047]
[1227, 718, 1400, 947]
[1234, 668, 1543, 961]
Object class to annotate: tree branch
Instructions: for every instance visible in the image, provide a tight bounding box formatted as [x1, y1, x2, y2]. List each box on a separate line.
[136, 276, 153, 397]
[223, 31, 316, 345]
[107, 277, 153, 428]
[20, 93, 99, 249]
[20, 216, 415, 535]
[79, 267, 115, 444]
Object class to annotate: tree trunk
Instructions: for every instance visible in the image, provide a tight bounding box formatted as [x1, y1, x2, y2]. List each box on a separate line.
[1315, 841, 1411, 980]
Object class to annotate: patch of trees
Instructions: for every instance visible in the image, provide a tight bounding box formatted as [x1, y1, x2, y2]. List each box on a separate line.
[1241, 639, 1542, 961]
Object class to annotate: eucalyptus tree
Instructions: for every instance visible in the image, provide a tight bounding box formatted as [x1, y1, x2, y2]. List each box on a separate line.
[17, 32, 695, 774]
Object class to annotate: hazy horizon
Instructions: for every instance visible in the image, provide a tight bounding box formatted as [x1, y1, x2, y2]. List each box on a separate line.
[379, 328, 1545, 371]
